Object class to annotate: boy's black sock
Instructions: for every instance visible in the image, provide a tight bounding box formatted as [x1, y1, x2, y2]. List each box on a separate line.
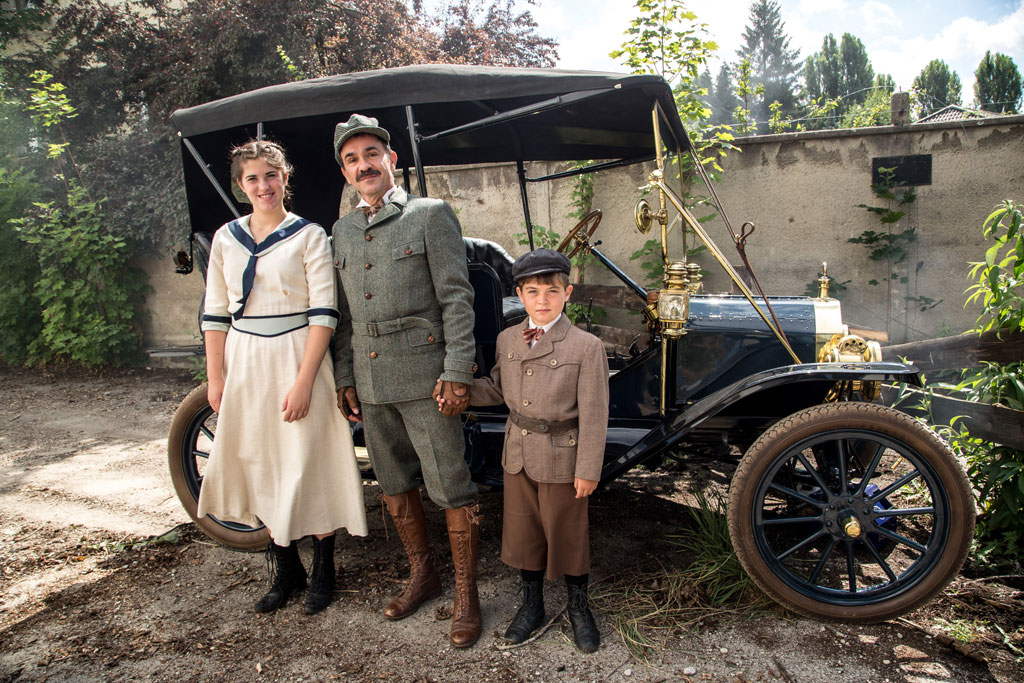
[521, 569, 544, 582]
[564, 572, 588, 588]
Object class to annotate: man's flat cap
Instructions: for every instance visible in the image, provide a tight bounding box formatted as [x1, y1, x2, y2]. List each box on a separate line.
[333, 113, 390, 165]
[511, 248, 571, 282]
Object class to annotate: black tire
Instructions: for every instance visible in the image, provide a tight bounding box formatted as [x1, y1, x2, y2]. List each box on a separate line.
[167, 383, 269, 551]
[728, 402, 974, 622]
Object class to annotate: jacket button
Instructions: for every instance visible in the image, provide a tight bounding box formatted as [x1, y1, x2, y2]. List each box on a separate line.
[507, 352, 514, 359]
[521, 429, 528, 436]
[364, 292, 372, 299]
[365, 234, 373, 242]
[405, 248, 413, 255]
[427, 335, 435, 343]
[525, 368, 533, 376]
[522, 399, 529, 406]
[550, 359, 557, 366]
[369, 351, 378, 359]
[334, 258, 340, 265]
[365, 263, 372, 270]
[569, 439, 576, 446]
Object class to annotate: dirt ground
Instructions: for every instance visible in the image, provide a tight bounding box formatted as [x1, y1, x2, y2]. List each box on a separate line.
[1, 365, 1021, 683]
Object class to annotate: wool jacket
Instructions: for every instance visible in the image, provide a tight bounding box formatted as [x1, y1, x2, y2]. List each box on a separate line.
[332, 187, 476, 403]
[471, 314, 609, 483]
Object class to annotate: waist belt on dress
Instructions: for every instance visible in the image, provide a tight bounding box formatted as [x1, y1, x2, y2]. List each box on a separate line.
[507, 409, 578, 435]
[231, 312, 308, 337]
[358, 316, 439, 337]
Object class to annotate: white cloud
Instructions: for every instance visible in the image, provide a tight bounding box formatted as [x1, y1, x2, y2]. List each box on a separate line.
[859, 1, 901, 33]
[869, 6, 1024, 102]
[798, 0, 847, 17]
[532, 0, 636, 73]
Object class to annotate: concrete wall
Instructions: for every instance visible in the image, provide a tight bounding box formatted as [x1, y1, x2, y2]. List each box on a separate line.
[143, 115, 1024, 349]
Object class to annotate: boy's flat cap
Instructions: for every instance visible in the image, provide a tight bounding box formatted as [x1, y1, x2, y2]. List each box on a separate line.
[511, 248, 571, 282]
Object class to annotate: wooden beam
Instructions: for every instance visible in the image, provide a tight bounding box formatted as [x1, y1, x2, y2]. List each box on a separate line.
[570, 284, 646, 311]
[882, 328, 1024, 372]
[882, 385, 1024, 450]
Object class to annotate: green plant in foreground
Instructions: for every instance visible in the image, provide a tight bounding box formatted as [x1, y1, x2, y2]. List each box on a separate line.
[592, 489, 768, 660]
[11, 179, 148, 367]
[670, 490, 762, 606]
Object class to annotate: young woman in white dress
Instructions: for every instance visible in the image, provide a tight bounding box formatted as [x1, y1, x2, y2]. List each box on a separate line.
[198, 140, 367, 615]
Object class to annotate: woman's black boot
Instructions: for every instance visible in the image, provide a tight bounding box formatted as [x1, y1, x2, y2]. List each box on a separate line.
[255, 541, 307, 613]
[304, 534, 336, 615]
[503, 578, 545, 643]
[566, 579, 600, 653]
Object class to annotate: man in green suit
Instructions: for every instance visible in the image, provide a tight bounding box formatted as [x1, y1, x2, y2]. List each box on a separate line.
[331, 114, 481, 648]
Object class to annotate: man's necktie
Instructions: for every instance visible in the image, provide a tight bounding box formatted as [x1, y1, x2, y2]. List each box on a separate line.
[523, 327, 545, 344]
[361, 196, 386, 220]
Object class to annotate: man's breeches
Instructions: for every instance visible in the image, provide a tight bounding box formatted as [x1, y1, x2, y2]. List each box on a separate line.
[361, 398, 477, 509]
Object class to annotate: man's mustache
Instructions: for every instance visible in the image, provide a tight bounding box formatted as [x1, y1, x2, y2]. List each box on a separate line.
[357, 169, 381, 181]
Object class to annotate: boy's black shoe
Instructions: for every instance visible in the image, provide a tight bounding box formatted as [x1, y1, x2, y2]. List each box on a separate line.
[256, 541, 308, 613]
[504, 579, 545, 643]
[566, 583, 600, 653]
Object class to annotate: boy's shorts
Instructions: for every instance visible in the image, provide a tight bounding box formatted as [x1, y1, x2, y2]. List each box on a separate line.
[501, 469, 589, 580]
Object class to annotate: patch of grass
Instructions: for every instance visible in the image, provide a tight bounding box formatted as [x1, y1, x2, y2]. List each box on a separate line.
[591, 491, 770, 660]
[934, 617, 989, 643]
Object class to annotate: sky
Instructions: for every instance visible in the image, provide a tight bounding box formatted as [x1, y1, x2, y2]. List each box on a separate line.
[466, 0, 1024, 113]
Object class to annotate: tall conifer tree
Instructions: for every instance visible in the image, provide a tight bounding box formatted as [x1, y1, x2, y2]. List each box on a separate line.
[735, 0, 800, 130]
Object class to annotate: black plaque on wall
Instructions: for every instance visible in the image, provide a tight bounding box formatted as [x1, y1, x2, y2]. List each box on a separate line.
[872, 155, 932, 186]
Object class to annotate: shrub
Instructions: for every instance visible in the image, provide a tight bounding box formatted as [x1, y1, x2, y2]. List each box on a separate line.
[11, 179, 148, 367]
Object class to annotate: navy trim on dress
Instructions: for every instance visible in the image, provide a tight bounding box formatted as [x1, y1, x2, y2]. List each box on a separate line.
[202, 314, 231, 324]
[307, 307, 340, 320]
[228, 216, 313, 320]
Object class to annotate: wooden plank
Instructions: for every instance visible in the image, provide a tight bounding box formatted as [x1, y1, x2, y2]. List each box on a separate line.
[882, 385, 1024, 450]
[570, 283, 646, 311]
[882, 328, 1024, 372]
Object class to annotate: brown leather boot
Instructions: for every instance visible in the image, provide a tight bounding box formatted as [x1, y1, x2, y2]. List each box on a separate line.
[382, 490, 442, 620]
[445, 504, 482, 648]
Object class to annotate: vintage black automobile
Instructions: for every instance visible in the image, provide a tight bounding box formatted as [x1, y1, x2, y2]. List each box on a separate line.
[167, 65, 974, 623]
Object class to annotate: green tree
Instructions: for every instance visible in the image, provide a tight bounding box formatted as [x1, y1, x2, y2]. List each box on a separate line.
[803, 33, 874, 128]
[912, 59, 962, 118]
[735, 0, 801, 130]
[610, 0, 719, 126]
[974, 51, 1022, 114]
[1, 0, 559, 253]
[710, 63, 739, 125]
[840, 73, 894, 128]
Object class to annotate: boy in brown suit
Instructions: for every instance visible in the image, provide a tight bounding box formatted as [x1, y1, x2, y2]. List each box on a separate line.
[453, 248, 609, 652]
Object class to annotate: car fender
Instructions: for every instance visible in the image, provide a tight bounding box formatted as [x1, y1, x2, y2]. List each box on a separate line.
[600, 362, 920, 483]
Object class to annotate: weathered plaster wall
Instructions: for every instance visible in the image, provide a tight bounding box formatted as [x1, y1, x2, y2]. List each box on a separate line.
[143, 116, 1024, 349]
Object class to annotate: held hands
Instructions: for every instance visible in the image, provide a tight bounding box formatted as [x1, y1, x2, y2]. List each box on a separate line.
[574, 478, 597, 499]
[432, 379, 470, 416]
[337, 386, 362, 423]
[282, 379, 314, 422]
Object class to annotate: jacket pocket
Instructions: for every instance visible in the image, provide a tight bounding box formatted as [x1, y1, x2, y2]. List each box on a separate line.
[333, 254, 346, 269]
[550, 430, 578, 481]
[406, 319, 445, 348]
[393, 238, 425, 261]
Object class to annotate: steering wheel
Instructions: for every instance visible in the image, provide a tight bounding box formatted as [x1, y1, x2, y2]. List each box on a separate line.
[556, 209, 602, 259]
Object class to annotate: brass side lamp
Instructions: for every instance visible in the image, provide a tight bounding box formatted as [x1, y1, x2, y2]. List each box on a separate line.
[658, 261, 690, 338]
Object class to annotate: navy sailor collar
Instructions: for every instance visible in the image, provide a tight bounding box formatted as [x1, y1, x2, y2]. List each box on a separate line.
[227, 213, 314, 319]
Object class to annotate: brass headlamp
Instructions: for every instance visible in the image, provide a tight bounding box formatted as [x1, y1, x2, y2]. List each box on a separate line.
[658, 261, 690, 338]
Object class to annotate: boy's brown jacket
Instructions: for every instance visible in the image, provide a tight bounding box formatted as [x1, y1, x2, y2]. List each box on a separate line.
[471, 314, 609, 483]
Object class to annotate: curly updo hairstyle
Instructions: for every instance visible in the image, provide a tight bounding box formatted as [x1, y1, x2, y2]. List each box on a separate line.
[228, 140, 294, 206]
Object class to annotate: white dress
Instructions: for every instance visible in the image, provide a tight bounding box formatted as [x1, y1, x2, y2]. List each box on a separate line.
[197, 212, 368, 543]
